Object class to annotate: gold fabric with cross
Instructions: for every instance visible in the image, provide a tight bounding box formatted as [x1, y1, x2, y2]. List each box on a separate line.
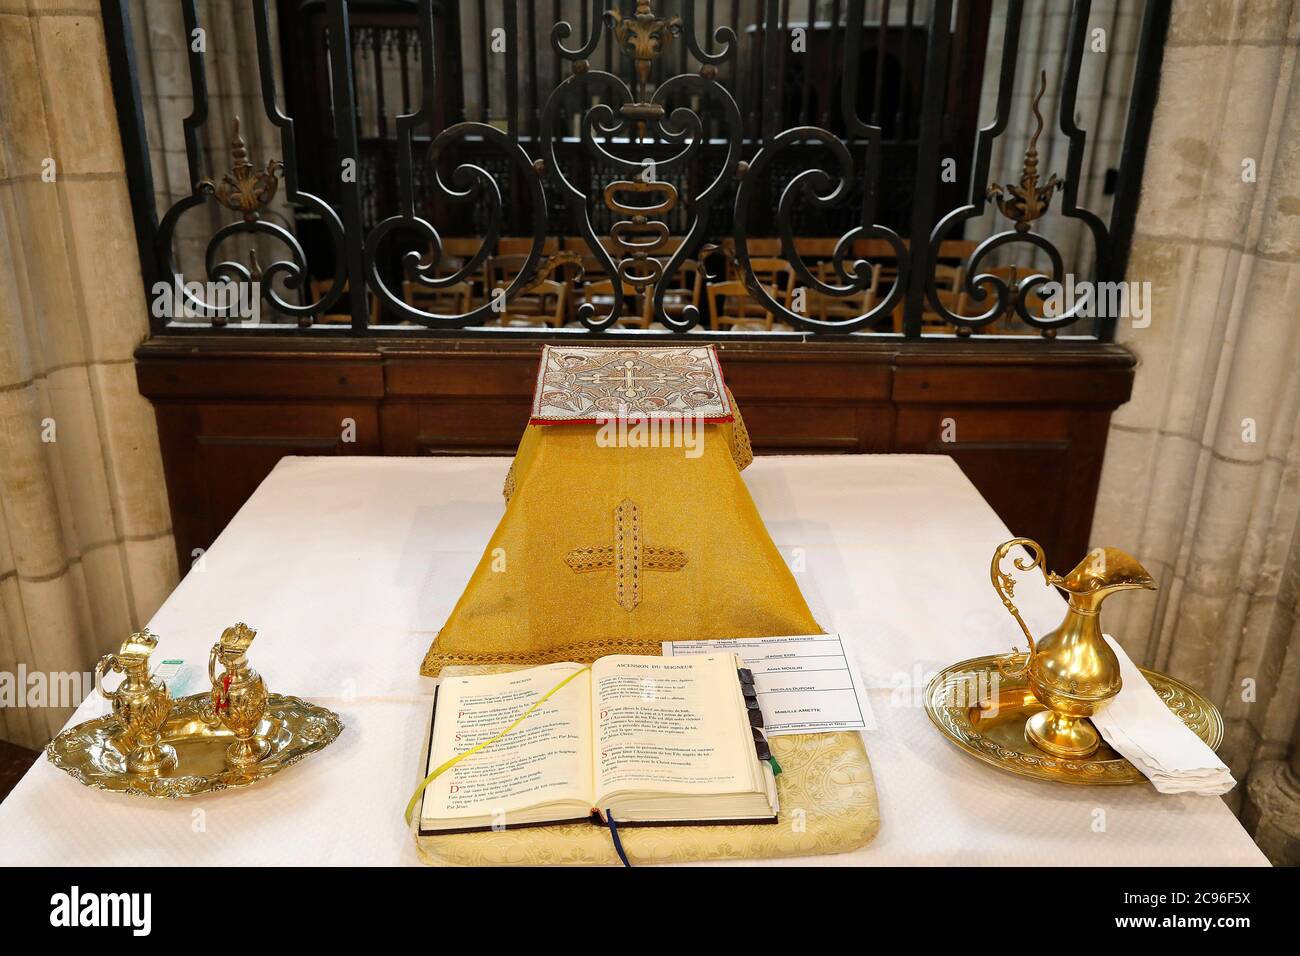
[420, 345, 819, 676]
[564, 498, 688, 611]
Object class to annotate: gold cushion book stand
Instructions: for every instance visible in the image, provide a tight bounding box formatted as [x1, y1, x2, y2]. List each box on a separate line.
[416, 345, 879, 864]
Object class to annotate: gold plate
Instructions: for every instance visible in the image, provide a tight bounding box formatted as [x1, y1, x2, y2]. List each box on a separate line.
[46, 693, 342, 798]
[924, 655, 1223, 786]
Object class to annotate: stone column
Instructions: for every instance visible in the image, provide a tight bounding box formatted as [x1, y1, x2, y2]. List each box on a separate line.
[0, 3, 177, 748]
[1089, 1, 1300, 864]
[1244, 739, 1300, 864]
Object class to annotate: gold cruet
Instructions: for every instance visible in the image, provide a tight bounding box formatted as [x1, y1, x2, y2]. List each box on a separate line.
[95, 630, 178, 775]
[209, 622, 271, 770]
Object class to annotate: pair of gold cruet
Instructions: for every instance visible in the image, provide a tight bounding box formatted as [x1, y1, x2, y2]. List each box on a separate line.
[95, 623, 270, 776]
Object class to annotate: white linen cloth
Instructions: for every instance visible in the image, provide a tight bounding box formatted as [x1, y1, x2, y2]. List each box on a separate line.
[1091, 635, 1236, 796]
[0, 456, 1267, 865]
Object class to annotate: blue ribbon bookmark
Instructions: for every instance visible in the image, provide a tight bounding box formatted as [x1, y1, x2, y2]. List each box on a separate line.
[603, 810, 632, 867]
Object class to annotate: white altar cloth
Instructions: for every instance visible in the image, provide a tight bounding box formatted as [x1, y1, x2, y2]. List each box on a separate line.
[0, 456, 1268, 866]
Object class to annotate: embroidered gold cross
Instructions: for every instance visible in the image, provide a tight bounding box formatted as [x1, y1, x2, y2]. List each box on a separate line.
[564, 498, 687, 611]
[577, 359, 672, 402]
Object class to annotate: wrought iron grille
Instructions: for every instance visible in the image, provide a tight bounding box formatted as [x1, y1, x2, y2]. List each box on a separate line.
[103, 0, 1170, 339]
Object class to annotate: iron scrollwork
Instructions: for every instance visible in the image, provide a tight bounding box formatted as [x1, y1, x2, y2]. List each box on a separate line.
[148, 0, 1120, 337]
[535, 0, 902, 333]
[609, 1, 683, 102]
[198, 118, 283, 221]
[925, 0, 1110, 337]
[732, 0, 906, 333]
[986, 73, 1063, 227]
[365, 0, 548, 327]
[538, 2, 728, 331]
[307, 0, 909, 334]
[155, 0, 347, 328]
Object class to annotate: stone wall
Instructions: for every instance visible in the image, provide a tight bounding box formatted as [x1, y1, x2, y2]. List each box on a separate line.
[1090, 0, 1300, 864]
[0, 2, 177, 748]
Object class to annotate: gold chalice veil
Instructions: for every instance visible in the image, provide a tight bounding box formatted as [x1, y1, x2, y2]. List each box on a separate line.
[420, 345, 820, 675]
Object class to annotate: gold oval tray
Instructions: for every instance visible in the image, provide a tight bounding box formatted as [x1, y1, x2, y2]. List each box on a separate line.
[924, 655, 1223, 786]
[46, 693, 343, 798]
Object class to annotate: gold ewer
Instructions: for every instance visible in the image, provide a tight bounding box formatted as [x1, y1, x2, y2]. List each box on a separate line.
[991, 539, 1157, 759]
[209, 623, 271, 771]
[96, 630, 178, 774]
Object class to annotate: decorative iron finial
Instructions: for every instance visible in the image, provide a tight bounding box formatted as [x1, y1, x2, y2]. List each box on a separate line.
[607, 2, 682, 103]
[987, 71, 1063, 230]
[198, 117, 284, 222]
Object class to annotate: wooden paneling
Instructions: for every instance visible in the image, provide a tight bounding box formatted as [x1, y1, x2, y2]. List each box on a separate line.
[154, 399, 381, 567]
[0, 739, 38, 804]
[136, 337, 1135, 569]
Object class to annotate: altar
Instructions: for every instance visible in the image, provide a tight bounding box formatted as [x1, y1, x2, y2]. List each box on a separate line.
[0, 455, 1268, 866]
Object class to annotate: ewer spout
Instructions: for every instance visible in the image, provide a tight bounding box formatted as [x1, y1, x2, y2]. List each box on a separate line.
[1049, 547, 1157, 613]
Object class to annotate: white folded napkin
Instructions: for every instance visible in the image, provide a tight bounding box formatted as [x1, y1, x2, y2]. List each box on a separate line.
[1090, 635, 1236, 796]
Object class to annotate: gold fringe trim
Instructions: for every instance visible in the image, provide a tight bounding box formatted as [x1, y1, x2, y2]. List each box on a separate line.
[420, 637, 665, 677]
[728, 388, 753, 472]
[502, 461, 517, 503]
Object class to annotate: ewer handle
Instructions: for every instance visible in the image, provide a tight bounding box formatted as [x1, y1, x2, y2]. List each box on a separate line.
[990, 538, 1051, 678]
[94, 654, 120, 703]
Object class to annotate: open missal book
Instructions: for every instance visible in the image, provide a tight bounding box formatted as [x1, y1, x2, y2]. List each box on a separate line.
[418, 654, 778, 834]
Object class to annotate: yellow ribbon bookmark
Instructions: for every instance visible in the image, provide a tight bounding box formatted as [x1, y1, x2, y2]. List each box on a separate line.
[404, 666, 592, 826]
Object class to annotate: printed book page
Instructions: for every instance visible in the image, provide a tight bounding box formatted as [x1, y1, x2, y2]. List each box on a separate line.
[421, 662, 593, 824]
[591, 654, 753, 801]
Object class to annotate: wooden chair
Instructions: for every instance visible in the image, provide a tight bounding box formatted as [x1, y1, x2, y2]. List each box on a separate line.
[656, 260, 703, 327]
[708, 238, 782, 280]
[577, 275, 644, 328]
[309, 278, 381, 325]
[497, 236, 559, 256]
[879, 264, 965, 333]
[485, 254, 567, 327]
[402, 277, 471, 317]
[486, 240, 562, 308]
[793, 237, 841, 260]
[441, 237, 484, 258]
[812, 260, 881, 324]
[742, 239, 782, 259]
[851, 236, 910, 260]
[707, 257, 794, 331]
[855, 238, 973, 331]
[436, 238, 484, 277]
[407, 238, 486, 306]
[919, 264, 965, 332]
[937, 239, 978, 260]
